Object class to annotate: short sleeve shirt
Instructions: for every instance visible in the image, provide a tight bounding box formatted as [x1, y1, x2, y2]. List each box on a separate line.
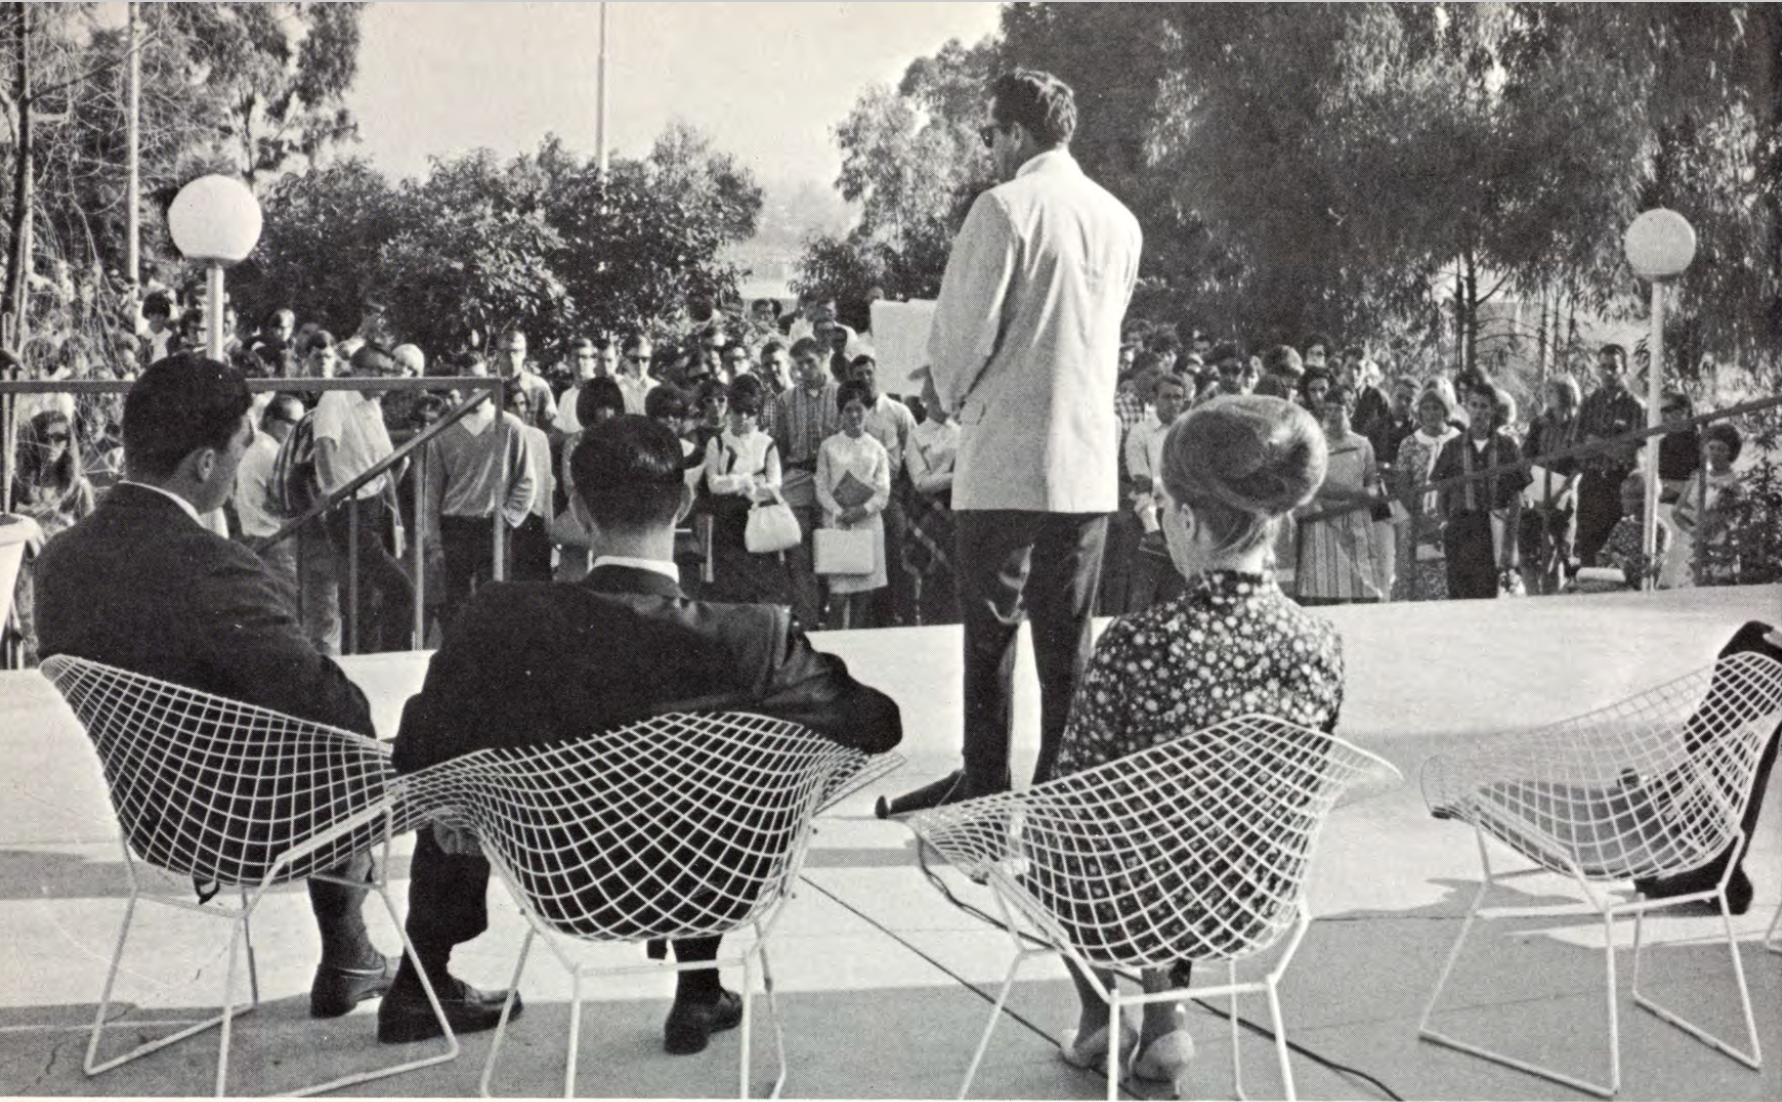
[311, 390, 394, 499]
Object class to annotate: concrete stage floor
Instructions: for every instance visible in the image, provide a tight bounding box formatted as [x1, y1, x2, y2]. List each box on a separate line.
[1, 584, 1779, 1099]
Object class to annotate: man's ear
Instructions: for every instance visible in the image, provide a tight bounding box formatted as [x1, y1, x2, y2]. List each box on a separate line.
[185, 446, 218, 487]
[568, 492, 594, 539]
[673, 482, 694, 526]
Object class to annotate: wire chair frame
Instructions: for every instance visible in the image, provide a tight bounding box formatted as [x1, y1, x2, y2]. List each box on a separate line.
[1416, 651, 1782, 1098]
[40, 654, 460, 1097]
[396, 713, 882, 1100]
[905, 714, 1400, 1101]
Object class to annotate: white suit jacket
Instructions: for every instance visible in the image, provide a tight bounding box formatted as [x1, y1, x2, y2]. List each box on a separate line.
[928, 149, 1141, 513]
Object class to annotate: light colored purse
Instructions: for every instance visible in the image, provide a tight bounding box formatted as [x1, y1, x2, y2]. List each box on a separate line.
[814, 527, 874, 574]
[744, 497, 801, 554]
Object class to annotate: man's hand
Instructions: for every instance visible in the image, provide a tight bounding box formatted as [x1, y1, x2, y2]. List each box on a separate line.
[431, 820, 481, 856]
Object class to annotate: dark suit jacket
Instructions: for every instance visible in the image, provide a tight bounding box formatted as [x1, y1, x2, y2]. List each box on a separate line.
[392, 564, 902, 774]
[35, 482, 374, 737]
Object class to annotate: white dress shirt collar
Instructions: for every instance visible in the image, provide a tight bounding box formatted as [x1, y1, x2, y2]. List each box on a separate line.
[591, 555, 680, 584]
[1016, 147, 1079, 179]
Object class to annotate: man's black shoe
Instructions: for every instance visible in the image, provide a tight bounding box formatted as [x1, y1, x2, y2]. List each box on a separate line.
[377, 976, 519, 1044]
[875, 769, 1008, 820]
[663, 988, 743, 1055]
[310, 954, 398, 1019]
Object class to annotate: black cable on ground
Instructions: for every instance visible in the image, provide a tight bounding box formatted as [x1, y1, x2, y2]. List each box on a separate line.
[807, 836, 1406, 1102]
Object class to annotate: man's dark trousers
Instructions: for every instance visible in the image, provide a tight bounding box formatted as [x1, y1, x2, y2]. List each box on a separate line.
[326, 496, 415, 653]
[955, 511, 1108, 790]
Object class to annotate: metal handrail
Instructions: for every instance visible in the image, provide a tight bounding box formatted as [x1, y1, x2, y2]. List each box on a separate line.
[2, 374, 513, 652]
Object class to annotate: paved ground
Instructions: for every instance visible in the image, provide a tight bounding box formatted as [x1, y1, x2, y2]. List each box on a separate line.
[1, 584, 1779, 1099]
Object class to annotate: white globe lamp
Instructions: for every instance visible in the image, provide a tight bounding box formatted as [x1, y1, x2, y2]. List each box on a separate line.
[167, 175, 263, 361]
[1621, 208, 1696, 588]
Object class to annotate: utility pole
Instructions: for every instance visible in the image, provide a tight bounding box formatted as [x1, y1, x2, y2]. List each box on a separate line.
[126, 1, 140, 299]
[596, 2, 609, 176]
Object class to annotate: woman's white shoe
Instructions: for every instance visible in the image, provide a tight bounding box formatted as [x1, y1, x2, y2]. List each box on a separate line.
[1131, 1029, 1196, 1098]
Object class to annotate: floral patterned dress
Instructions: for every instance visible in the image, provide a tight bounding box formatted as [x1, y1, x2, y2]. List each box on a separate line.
[1039, 570, 1347, 965]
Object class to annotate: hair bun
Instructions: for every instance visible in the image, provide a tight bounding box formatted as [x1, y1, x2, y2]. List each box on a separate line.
[1163, 396, 1328, 518]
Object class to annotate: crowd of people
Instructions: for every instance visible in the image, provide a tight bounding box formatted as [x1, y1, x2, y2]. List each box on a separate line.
[9, 65, 1776, 1095]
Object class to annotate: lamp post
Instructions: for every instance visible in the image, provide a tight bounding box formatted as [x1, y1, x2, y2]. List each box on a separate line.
[1622, 208, 1696, 589]
[166, 175, 263, 361]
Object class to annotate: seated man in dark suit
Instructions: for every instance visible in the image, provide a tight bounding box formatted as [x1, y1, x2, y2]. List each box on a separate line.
[32, 354, 430, 1024]
[391, 414, 903, 1056]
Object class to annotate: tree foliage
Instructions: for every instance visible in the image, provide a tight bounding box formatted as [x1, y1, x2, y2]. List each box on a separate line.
[809, 3, 1777, 393]
[235, 129, 765, 356]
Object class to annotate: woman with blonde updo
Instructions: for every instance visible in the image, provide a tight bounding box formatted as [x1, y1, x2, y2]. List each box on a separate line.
[1050, 395, 1347, 1092]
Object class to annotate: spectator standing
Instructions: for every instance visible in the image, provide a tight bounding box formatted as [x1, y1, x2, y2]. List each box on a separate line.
[233, 394, 306, 594]
[312, 344, 414, 652]
[700, 377, 787, 605]
[904, 370, 961, 625]
[1595, 468, 1671, 589]
[1255, 344, 1304, 401]
[770, 337, 841, 628]
[1517, 375, 1583, 594]
[1575, 344, 1644, 565]
[419, 379, 535, 629]
[1430, 383, 1529, 599]
[884, 68, 1142, 815]
[848, 353, 918, 625]
[502, 378, 555, 582]
[1393, 381, 1462, 601]
[9, 409, 97, 663]
[1296, 384, 1384, 604]
[816, 380, 892, 629]
[1122, 372, 1188, 611]
[494, 328, 557, 433]
[1672, 422, 1744, 586]
[616, 334, 656, 415]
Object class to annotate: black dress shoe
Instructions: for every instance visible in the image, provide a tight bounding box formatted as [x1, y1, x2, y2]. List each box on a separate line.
[377, 976, 519, 1044]
[663, 988, 743, 1055]
[310, 954, 398, 1019]
[875, 770, 1006, 820]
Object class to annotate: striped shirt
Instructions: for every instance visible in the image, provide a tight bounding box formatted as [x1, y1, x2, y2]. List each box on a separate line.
[772, 381, 840, 466]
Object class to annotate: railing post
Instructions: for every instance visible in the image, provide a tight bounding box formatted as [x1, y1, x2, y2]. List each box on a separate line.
[492, 380, 506, 583]
[346, 496, 360, 656]
[412, 446, 426, 651]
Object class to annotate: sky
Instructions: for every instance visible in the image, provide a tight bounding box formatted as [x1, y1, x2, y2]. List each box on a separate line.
[348, 2, 1004, 187]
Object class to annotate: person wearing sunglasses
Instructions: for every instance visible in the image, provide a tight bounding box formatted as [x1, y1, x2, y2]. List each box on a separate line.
[617, 332, 657, 415]
[882, 68, 1142, 817]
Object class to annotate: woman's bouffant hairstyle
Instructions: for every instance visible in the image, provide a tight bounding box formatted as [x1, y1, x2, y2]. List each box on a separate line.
[1418, 377, 1460, 423]
[1160, 395, 1328, 559]
[1704, 421, 1743, 462]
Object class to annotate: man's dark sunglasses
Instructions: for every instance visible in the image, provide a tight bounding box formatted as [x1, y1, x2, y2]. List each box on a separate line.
[626, 354, 651, 364]
[43, 431, 71, 444]
[979, 124, 1002, 149]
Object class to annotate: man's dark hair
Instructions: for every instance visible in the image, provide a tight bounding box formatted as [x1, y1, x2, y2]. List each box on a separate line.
[621, 332, 650, 356]
[990, 69, 1077, 148]
[1210, 341, 1244, 366]
[1302, 332, 1333, 355]
[259, 392, 305, 432]
[142, 291, 173, 320]
[575, 376, 626, 426]
[644, 382, 689, 421]
[836, 378, 873, 412]
[789, 336, 825, 360]
[124, 353, 252, 480]
[352, 343, 398, 376]
[1261, 344, 1304, 379]
[570, 414, 687, 531]
[759, 338, 786, 359]
[1148, 330, 1182, 354]
[1599, 343, 1628, 369]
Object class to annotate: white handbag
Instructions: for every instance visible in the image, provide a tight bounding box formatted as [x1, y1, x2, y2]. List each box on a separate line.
[744, 499, 801, 554]
[814, 527, 874, 575]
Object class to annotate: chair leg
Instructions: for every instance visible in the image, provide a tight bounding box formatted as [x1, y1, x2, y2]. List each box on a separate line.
[84, 892, 258, 1082]
[479, 928, 536, 1098]
[564, 968, 583, 1099]
[1766, 902, 1782, 955]
[1265, 976, 1296, 1102]
[1630, 893, 1763, 1069]
[754, 940, 789, 1100]
[1417, 838, 1620, 1097]
[957, 949, 1035, 1099]
[293, 880, 460, 1097]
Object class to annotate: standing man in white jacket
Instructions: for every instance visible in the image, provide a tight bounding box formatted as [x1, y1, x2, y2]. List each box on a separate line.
[879, 69, 1141, 816]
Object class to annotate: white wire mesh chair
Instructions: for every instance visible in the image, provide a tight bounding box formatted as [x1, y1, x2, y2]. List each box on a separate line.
[904, 715, 1399, 1101]
[397, 712, 887, 1100]
[1417, 650, 1782, 1097]
[39, 654, 460, 1097]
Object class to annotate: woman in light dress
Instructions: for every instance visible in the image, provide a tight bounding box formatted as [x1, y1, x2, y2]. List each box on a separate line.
[815, 379, 890, 629]
[1392, 380, 1462, 601]
[1295, 384, 1383, 604]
